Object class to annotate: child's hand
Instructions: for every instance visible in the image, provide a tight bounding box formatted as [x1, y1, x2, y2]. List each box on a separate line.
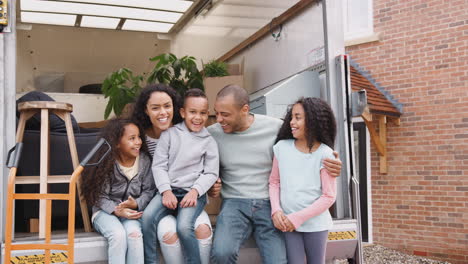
[119, 196, 138, 209]
[114, 207, 143, 220]
[272, 211, 287, 232]
[180, 189, 199, 208]
[282, 215, 296, 232]
[162, 190, 178, 209]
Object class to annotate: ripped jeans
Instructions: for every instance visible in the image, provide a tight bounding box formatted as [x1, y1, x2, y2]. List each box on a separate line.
[93, 210, 144, 264]
[158, 211, 212, 264]
[142, 189, 207, 264]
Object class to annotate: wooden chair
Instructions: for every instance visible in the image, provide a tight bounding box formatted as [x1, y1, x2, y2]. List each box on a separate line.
[4, 101, 91, 263]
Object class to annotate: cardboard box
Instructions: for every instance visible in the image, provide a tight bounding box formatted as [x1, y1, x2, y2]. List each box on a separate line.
[204, 59, 244, 115]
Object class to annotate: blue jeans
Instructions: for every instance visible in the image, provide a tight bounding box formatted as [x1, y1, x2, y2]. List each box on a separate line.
[142, 189, 207, 264]
[93, 210, 144, 264]
[211, 198, 287, 264]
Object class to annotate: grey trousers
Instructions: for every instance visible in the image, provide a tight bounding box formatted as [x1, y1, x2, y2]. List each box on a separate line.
[284, 230, 328, 264]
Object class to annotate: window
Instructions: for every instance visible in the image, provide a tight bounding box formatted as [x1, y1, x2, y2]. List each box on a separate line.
[343, 0, 375, 42]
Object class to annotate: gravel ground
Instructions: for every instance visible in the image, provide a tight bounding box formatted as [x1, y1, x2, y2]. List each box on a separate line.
[363, 244, 451, 264]
[335, 244, 451, 264]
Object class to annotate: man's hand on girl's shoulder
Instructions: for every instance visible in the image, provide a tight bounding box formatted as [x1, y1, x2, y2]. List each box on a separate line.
[323, 151, 342, 177]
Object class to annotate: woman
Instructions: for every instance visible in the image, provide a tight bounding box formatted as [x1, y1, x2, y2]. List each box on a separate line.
[132, 84, 213, 264]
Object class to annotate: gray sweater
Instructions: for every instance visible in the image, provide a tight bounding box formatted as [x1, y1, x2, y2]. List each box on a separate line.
[208, 114, 282, 199]
[93, 152, 156, 215]
[153, 122, 219, 196]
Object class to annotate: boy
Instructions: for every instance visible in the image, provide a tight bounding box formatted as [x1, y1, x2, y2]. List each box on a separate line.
[150, 88, 219, 264]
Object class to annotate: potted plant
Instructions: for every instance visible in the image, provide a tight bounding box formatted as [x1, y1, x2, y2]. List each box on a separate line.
[203, 60, 229, 78]
[102, 53, 204, 119]
[147, 53, 204, 95]
[101, 68, 143, 119]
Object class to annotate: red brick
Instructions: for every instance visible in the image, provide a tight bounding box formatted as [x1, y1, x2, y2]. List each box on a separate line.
[346, 1, 467, 263]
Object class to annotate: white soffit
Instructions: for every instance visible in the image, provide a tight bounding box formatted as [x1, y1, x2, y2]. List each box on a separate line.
[81, 16, 120, 30]
[21, 11, 76, 26]
[122, 20, 173, 33]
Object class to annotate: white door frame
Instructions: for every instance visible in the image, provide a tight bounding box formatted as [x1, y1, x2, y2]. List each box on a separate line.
[352, 117, 373, 243]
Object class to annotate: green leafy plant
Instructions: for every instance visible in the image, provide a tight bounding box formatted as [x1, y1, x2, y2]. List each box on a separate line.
[101, 68, 143, 119]
[203, 60, 229, 77]
[147, 53, 204, 95]
[102, 53, 204, 119]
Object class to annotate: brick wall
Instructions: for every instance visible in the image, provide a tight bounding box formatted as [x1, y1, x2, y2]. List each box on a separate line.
[345, 0, 467, 263]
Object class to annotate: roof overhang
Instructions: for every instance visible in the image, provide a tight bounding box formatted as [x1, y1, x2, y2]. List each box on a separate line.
[349, 57, 403, 174]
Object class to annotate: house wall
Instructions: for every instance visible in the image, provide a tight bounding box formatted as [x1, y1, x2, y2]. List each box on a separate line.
[346, 1, 467, 263]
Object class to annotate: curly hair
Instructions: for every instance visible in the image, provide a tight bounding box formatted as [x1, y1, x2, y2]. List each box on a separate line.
[80, 118, 147, 207]
[131, 83, 182, 130]
[275, 97, 337, 150]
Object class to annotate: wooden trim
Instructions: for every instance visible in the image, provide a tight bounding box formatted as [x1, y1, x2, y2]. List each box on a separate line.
[13, 193, 70, 200]
[361, 106, 372, 122]
[19, 101, 73, 112]
[10, 244, 69, 251]
[16, 175, 71, 184]
[39, 109, 50, 238]
[45, 200, 52, 263]
[362, 114, 389, 174]
[16, 110, 37, 142]
[217, 0, 319, 62]
[362, 114, 384, 156]
[379, 115, 387, 173]
[58, 110, 92, 233]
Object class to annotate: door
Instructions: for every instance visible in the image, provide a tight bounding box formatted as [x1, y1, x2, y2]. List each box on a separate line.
[353, 122, 369, 242]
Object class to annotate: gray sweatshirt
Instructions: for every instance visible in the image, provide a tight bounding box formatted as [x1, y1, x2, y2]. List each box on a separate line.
[153, 122, 219, 196]
[93, 152, 156, 215]
[207, 114, 282, 199]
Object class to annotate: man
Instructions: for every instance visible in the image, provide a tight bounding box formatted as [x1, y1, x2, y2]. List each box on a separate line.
[207, 85, 342, 263]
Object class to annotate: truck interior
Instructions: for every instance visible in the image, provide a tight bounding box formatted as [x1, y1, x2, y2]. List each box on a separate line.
[2, 0, 364, 263]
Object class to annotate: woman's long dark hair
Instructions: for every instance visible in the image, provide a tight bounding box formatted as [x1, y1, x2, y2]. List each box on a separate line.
[81, 118, 147, 206]
[131, 84, 183, 130]
[275, 97, 337, 150]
